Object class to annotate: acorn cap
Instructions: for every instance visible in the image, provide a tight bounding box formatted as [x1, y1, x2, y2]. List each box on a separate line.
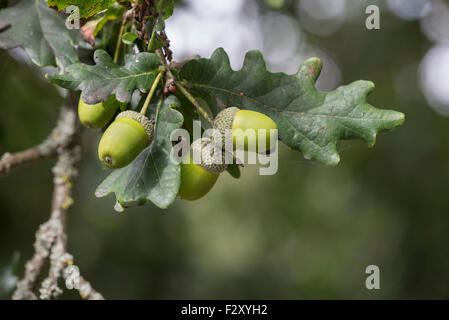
[213, 107, 239, 148]
[116, 110, 154, 143]
[190, 138, 227, 174]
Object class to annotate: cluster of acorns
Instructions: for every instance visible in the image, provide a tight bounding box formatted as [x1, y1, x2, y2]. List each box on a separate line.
[78, 98, 277, 201]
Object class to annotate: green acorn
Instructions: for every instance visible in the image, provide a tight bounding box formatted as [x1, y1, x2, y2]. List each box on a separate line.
[179, 138, 227, 201]
[214, 107, 277, 152]
[98, 111, 154, 168]
[78, 96, 124, 129]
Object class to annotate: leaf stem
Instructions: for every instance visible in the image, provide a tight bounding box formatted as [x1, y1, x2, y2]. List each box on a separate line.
[155, 47, 214, 126]
[140, 71, 164, 115]
[176, 81, 214, 126]
[113, 23, 126, 64]
[150, 97, 164, 147]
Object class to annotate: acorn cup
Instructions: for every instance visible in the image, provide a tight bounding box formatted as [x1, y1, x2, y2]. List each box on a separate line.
[179, 138, 227, 201]
[98, 111, 154, 169]
[213, 107, 277, 152]
[78, 96, 125, 129]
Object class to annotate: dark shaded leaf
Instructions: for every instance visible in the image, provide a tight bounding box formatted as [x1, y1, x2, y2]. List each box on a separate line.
[147, 31, 164, 52]
[156, 0, 174, 19]
[122, 32, 138, 45]
[0, 0, 79, 69]
[226, 164, 241, 179]
[49, 49, 163, 104]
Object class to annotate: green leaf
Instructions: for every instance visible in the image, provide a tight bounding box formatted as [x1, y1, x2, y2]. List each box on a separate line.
[226, 164, 241, 179]
[0, 252, 20, 299]
[96, 16, 122, 54]
[179, 48, 405, 166]
[147, 31, 164, 52]
[93, 2, 125, 37]
[144, 16, 166, 52]
[145, 15, 165, 34]
[122, 32, 138, 45]
[95, 95, 184, 209]
[156, 0, 174, 19]
[0, 0, 79, 69]
[49, 50, 163, 104]
[47, 0, 115, 19]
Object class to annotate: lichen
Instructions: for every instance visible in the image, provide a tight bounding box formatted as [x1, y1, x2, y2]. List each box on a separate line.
[37, 108, 77, 157]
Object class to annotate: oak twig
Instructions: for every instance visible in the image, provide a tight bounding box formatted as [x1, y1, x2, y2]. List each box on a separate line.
[0, 95, 78, 176]
[12, 92, 104, 300]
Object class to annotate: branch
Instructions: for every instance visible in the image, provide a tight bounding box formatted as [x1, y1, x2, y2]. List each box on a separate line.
[12, 95, 78, 300]
[0, 94, 78, 176]
[38, 146, 103, 300]
[12, 253, 45, 300]
[159, 30, 173, 62]
[12, 92, 104, 300]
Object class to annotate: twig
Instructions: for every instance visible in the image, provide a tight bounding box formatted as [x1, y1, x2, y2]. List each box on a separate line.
[12, 93, 78, 299]
[12, 253, 45, 300]
[140, 70, 164, 115]
[12, 92, 104, 300]
[154, 48, 214, 127]
[176, 82, 214, 127]
[155, 48, 168, 67]
[169, 59, 190, 71]
[113, 21, 127, 64]
[0, 149, 51, 176]
[76, 275, 104, 300]
[160, 30, 173, 62]
[38, 145, 80, 300]
[0, 99, 78, 176]
[38, 145, 103, 300]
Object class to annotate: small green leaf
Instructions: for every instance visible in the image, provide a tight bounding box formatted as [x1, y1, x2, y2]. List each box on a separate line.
[155, 16, 165, 31]
[97, 16, 122, 53]
[122, 32, 139, 45]
[226, 164, 241, 179]
[0, 0, 80, 69]
[147, 31, 165, 52]
[49, 50, 163, 104]
[156, 0, 174, 19]
[179, 48, 405, 166]
[95, 96, 184, 209]
[144, 16, 166, 52]
[47, 0, 115, 19]
[145, 16, 165, 34]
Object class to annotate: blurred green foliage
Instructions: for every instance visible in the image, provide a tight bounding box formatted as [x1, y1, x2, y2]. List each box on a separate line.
[0, 251, 19, 299]
[1, 0, 449, 299]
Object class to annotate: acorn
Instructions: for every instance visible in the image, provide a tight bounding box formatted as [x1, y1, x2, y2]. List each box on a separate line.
[213, 107, 277, 152]
[78, 96, 124, 129]
[179, 138, 227, 201]
[98, 111, 154, 168]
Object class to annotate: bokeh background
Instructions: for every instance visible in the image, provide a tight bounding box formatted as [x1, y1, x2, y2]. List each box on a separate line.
[1, 0, 449, 299]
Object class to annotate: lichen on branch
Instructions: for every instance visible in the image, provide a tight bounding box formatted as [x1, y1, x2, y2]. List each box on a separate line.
[11, 93, 104, 300]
